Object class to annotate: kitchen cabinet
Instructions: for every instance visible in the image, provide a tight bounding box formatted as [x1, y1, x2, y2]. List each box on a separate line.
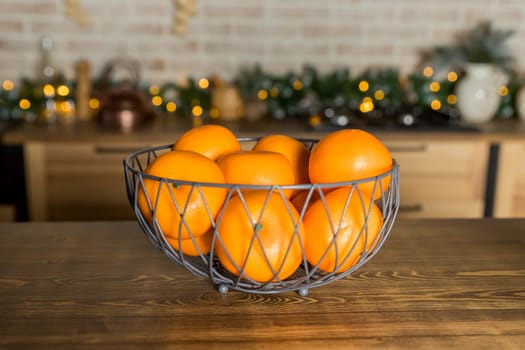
[494, 140, 525, 217]
[23, 142, 150, 221]
[387, 140, 489, 218]
[3, 119, 525, 221]
[22, 138, 490, 221]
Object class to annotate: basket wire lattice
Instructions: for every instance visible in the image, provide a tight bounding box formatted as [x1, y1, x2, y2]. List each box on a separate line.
[123, 137, 400, 295]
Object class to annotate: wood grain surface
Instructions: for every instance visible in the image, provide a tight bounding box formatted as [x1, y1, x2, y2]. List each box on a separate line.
[1, 219, 524, 349]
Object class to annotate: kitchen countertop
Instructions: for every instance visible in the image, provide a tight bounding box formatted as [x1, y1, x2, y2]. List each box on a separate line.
[2, 117, 525, 144]
[1, 219, 524, 349]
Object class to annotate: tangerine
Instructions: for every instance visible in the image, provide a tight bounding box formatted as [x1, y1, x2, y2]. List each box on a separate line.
[137, 150, 227, 240]
[308, 129, 393, 199]
[166, 229, 213, 256]
[253, 134, 310, 191]
[173, 124, 241, 161]
[214, 190, 305, 282]
[217, 150, 296, 198]
[303, 186, 383, 273]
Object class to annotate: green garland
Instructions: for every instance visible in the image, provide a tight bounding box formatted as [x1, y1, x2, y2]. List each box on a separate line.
[0, 64, 522, 124]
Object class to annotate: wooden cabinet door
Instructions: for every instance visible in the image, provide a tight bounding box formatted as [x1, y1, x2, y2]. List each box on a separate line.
[494, 141, 525, 218]
[387, 140, 489, 218]
[24, 142, 150, 221]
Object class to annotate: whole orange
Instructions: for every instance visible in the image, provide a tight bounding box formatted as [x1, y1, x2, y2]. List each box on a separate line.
[166, 229, 213, 256]
[173, 124, 241, 161]
[217, 150, 296, 198]
[137, 150, 227, 240]
[214, 190, 305, 282]
[309, 129, 393, 199]
[253, 134, 310, 189]
[303, 186, 383, 273]
[290, 189, 322, 214]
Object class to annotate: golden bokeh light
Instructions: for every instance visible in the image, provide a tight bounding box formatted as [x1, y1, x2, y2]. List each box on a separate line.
[56, 85, 70, 97]
[192, 105, 203, 116]
[257, 89, 268, 100]
[447, 71, 458, 82]
[2, 80, 14, 90]
[149, 85, 160, 95]
[43, 84, 55, 97]
[359, 100, 374, 113]
[447, 94, 457, 105]
[374, 89, 385, 100]
[358, 80, 369, 92]
[309, 114, 321, 126]
[429, 81, 440, 92]
[292, 80, 303, 91]
[499, 86, 509, 96]
[269, 87, 279, 97]
[152, 96, 163, 106]
[423, 66, 433, 77]
[166, 101, 177, 112]
[198, 78, 209, 89]
[19, 99, 31, 110]
[89, 98, 100, 109]
[430, 99, 442, 110]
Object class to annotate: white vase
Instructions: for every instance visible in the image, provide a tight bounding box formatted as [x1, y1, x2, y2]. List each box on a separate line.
[455, 63, 507, 123]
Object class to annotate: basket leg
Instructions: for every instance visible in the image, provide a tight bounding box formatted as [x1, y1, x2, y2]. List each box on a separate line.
[298, 288, 309, 297]
[217, 284, 229, 294]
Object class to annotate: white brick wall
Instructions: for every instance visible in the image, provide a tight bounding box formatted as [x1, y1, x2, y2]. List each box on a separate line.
[0, 0, 523, 83]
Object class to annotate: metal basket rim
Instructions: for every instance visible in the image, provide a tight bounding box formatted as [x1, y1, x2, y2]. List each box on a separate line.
[123, 137, 399, 190]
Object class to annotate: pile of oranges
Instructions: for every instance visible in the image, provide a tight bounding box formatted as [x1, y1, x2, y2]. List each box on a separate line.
[137, 124, 394, 283]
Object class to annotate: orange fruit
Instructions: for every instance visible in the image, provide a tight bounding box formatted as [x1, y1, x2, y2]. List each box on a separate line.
[173, 124, 241, 161]
[137, 150, 227, 240]
[253, 134, 310, 189]
[303, 186, 383, 273]
[309, 129, 393, 199]
[214, 190, 305, 282]
[217, 150, 296, 198]
[166, 229, 213, 256]
[290, 189, 322, 214]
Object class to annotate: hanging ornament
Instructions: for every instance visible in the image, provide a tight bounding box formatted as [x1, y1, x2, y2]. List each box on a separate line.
[64, 0, 90, 27]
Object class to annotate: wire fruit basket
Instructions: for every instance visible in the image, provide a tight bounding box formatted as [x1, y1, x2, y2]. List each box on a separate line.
[123, 137, 400, 296]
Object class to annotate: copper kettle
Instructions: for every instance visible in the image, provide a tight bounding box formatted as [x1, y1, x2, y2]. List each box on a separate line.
[96, 59, 155, 131]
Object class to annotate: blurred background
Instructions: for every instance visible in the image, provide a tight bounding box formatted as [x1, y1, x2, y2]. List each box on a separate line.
[1, 0, 524, 82]
[1, 0, 524, 223]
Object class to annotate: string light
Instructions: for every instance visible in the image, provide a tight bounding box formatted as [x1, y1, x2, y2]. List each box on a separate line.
[257, 89, 268, 100]
[358, 80, 369, 92]
[43, 84, 55, 97]
[423, 66, 433, 77]
[19, 99, 31, 110]
[166, 101, 177, 112]
[2, 80, 14, 90]
[149, 85, 160, 95]
[447, 94, 457, 105]
[374, 89, 385, 100]
[499, 86, 509, 96]
[192, 105, 203, 116]
[292, 80, 303, 91]
[430, 99, 441, 110]
[359, 97, 374, 113]
[152, 96, 163, 106]
[89, 98, 100, 109]
[198, 78, 209, 89]
[429, 82, 440, 92]
[56, 85, 70, 97]
[447, 71, 458, 82]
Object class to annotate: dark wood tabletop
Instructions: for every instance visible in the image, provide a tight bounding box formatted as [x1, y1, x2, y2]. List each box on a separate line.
[1, 219, 524, 349]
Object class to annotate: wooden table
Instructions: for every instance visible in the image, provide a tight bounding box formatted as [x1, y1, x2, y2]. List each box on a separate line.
[1, 219, 524, 349]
